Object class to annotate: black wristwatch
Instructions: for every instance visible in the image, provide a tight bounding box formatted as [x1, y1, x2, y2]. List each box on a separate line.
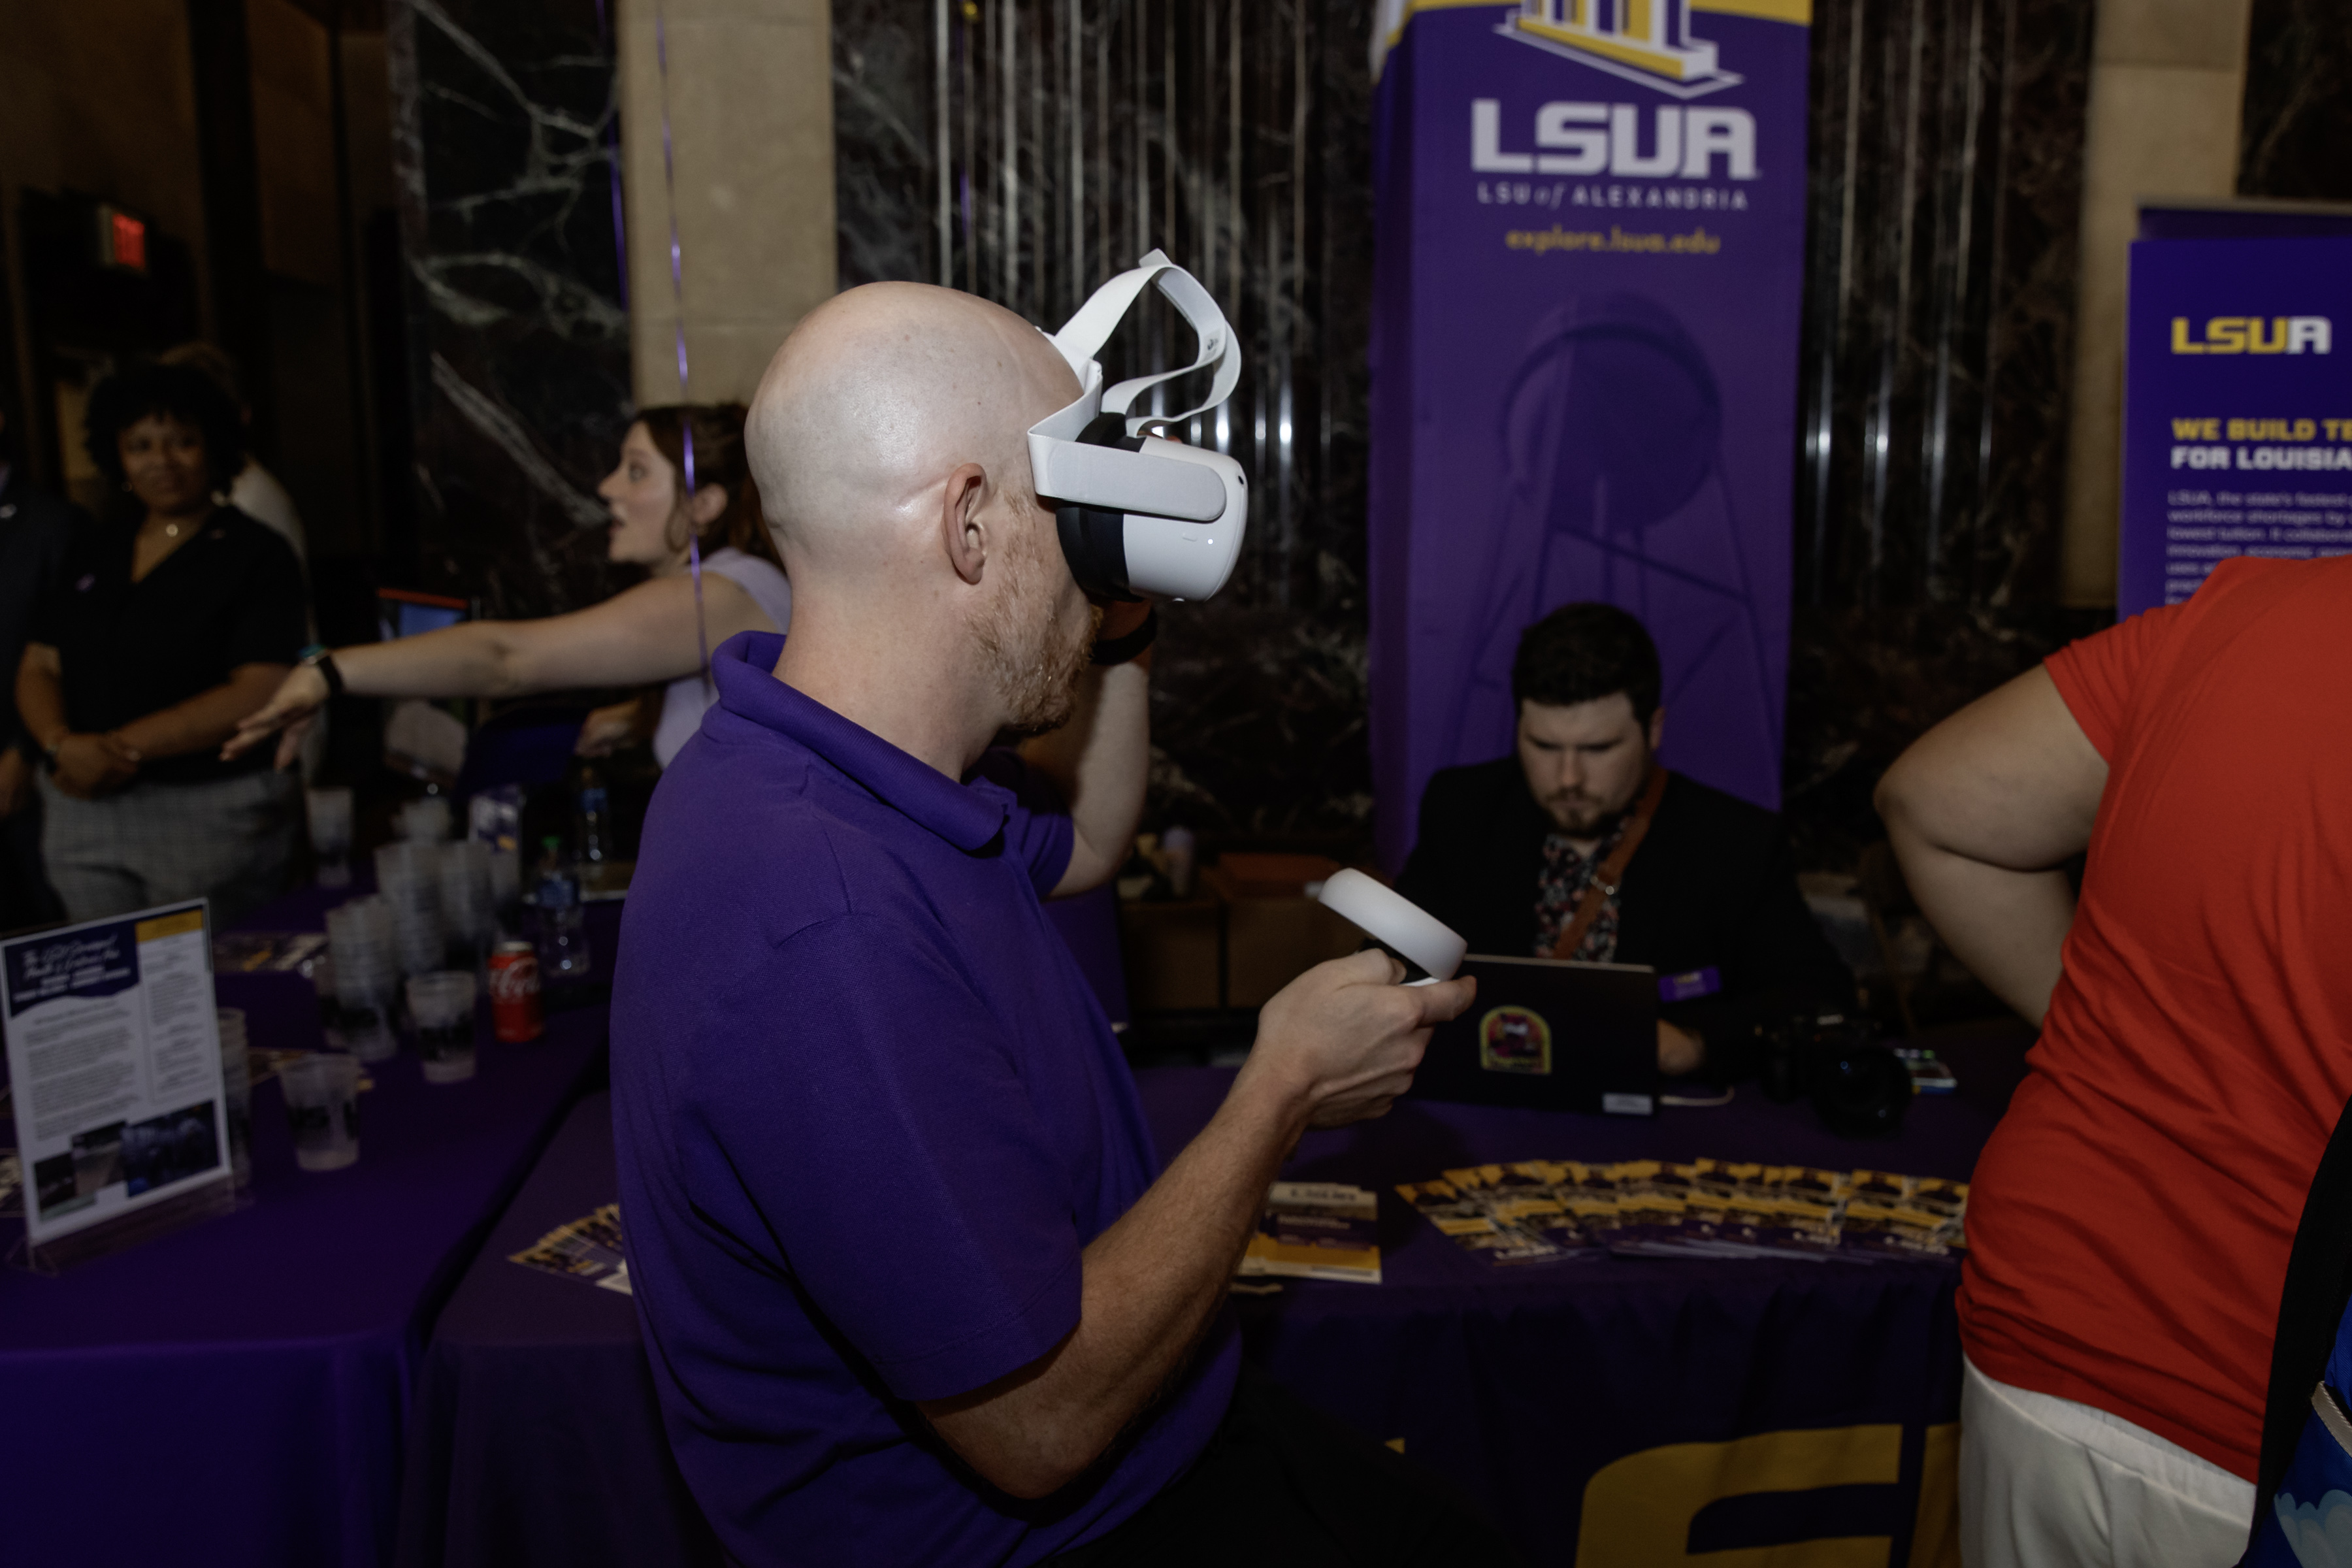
[1090, 606, 1159, 666]
[299, 645, 346, 698]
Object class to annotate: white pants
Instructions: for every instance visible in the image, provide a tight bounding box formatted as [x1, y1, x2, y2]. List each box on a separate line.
[1961, 1355, 2254, 1568]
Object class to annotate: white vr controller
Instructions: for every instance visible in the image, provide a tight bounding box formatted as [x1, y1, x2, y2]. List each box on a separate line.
[1030, 250, 1249, 603]
[1315, 870, 1467, 985]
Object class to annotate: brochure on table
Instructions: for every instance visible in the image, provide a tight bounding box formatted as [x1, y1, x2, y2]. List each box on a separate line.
[4, 902, 231, 1249]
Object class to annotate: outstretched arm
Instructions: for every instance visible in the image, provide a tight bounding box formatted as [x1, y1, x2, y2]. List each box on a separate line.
[223, 572, 772, 766]
[1875, 666, 2107, 1025]
[1022, 602, 1152, 898]
[114, 664, 291, 764]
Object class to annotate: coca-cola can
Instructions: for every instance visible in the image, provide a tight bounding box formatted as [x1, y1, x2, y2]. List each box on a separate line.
[488, 941, 543, 1043]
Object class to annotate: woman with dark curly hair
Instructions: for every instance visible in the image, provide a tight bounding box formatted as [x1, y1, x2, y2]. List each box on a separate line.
[223, 403, 789, 770]
[15, 361, 307, 924]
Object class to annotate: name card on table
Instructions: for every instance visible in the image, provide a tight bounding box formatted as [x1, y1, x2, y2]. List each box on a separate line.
[4, 902, 233, 1262]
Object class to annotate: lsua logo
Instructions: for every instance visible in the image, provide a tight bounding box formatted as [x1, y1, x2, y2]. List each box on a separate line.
[2170, 316, 2332, 354]
[1498, 0, 1745, 99]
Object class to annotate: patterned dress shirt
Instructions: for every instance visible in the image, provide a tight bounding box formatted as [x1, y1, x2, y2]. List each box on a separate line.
[1533, 815, 1629, 961]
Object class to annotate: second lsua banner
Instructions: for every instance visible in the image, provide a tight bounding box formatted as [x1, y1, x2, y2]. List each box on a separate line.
[1367, 0, 1808, 870]
[2117, 225, 2352, 617]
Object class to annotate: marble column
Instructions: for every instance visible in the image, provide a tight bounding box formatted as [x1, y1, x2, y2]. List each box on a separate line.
[2057, 0, 2253, 606]
[830, 0, 1381, 845]
[617, 0, 836, 408]
[1779, 0, 2111, 868]
[2238, 0, 2352, 200]
[387, 0, 632, 617]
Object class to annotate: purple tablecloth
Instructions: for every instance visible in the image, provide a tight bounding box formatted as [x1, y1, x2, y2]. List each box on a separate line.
[1150, 1070, 1994, 1561]
[395, 1090, 720, 1568]
[395, 1058, 2009, 1567]
[0, 880, 607, 1568]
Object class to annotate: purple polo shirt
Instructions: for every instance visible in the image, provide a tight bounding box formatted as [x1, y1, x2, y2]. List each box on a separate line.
[611, 631, 1238, 1567]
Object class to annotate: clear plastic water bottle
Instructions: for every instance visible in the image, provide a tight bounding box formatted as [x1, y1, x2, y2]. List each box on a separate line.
[576, 766, 612, 868]
[533, 834, 592, 981]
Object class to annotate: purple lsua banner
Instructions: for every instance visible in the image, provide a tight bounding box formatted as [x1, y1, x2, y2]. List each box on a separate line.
[1367, 0, 1810, 871]
[2119, 223, 2352, 617]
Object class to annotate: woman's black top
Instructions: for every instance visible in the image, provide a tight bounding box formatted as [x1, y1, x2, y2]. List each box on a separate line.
[28, 505, 306, 785]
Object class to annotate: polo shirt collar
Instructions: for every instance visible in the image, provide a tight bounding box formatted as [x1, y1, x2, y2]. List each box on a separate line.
[710, 632, 1011, 853]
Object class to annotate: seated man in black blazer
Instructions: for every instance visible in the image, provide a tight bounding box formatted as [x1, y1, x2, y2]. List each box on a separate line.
[1397, 603, 1853, 1080]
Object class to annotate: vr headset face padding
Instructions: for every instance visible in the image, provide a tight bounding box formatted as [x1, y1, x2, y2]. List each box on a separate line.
[1056, 503, 1139, 604]
[1055, 435, 1250, 603]
[1030, 251, 1250, 602]
[1056, 421, 1145, 603]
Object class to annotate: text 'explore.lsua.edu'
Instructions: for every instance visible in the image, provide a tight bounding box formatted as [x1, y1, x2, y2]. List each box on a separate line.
[1504, 223, 1723, 255]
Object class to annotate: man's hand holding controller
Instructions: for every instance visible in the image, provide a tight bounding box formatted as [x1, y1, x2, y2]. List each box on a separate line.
[1240, 950, 1477, 1132]
[1230, 867, 1478, 1132]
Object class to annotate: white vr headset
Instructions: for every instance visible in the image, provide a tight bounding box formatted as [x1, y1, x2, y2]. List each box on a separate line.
[1030, 250, 1249, 602]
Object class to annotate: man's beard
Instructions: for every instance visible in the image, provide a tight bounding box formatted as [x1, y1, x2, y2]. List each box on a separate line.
[973, 530, 1096, 739]
[1542, 795, 1614, 836]
[1541, 785, 1633, 838]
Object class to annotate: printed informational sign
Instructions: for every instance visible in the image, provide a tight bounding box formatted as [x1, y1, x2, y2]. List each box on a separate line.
[2119, 230, 2352, 615]
[1367, 0, 1810, 868]
[4, 904, 230, 1247]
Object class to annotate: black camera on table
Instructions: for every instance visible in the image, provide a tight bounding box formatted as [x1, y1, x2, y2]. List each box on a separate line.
[1755, 1011, 1912, 1138]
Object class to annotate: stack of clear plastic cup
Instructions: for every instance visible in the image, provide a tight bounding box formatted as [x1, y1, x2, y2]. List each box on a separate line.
[436, 840, 494, 970]
[325, 897, 400, 1062]
[397, 795, 452, 843]
[306, 786, 355, 888]
[407, 971, 479, 1084]
[216, 1006, 253, 1186]
[375, 841, 445, 977]
[282, 1053, 361, 1171]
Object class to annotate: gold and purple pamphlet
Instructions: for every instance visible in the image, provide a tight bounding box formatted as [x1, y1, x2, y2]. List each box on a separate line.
[1238, 1182, 1383, 1284]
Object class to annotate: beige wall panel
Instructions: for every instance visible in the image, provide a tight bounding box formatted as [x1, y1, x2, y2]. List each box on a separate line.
[619, 0, 836, 409]
[2092, 0, 2251, 69]
[2059, 0, 2252, 606]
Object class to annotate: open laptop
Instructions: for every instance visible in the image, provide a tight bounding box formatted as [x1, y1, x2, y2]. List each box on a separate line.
[1408, 954, 1659, 1117]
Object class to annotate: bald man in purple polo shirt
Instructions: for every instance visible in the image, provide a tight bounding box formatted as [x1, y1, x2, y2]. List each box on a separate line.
[610, 284, 1514, 1567]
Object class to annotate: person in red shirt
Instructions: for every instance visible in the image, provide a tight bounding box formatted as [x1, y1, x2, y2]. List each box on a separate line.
[1876, 553, 2352, 1566]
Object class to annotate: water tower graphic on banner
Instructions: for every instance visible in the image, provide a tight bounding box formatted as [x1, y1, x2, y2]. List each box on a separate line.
[1439, 293, 1780, 791]
[1497, 0, 1745, 96]
[1365, 0, 1808, 867]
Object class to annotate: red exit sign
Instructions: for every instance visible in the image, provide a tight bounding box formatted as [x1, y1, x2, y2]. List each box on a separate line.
[96, 204, 147, 273]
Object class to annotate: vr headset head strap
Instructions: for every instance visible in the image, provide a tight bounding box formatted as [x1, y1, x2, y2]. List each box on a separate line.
[1048, 250, 1241, 437]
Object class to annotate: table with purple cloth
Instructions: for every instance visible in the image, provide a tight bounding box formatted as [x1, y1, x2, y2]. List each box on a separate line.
[0, 880, 613, 1568]
[395, 1041, 2019, 1567]
[395, 1088, 715, 1567]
